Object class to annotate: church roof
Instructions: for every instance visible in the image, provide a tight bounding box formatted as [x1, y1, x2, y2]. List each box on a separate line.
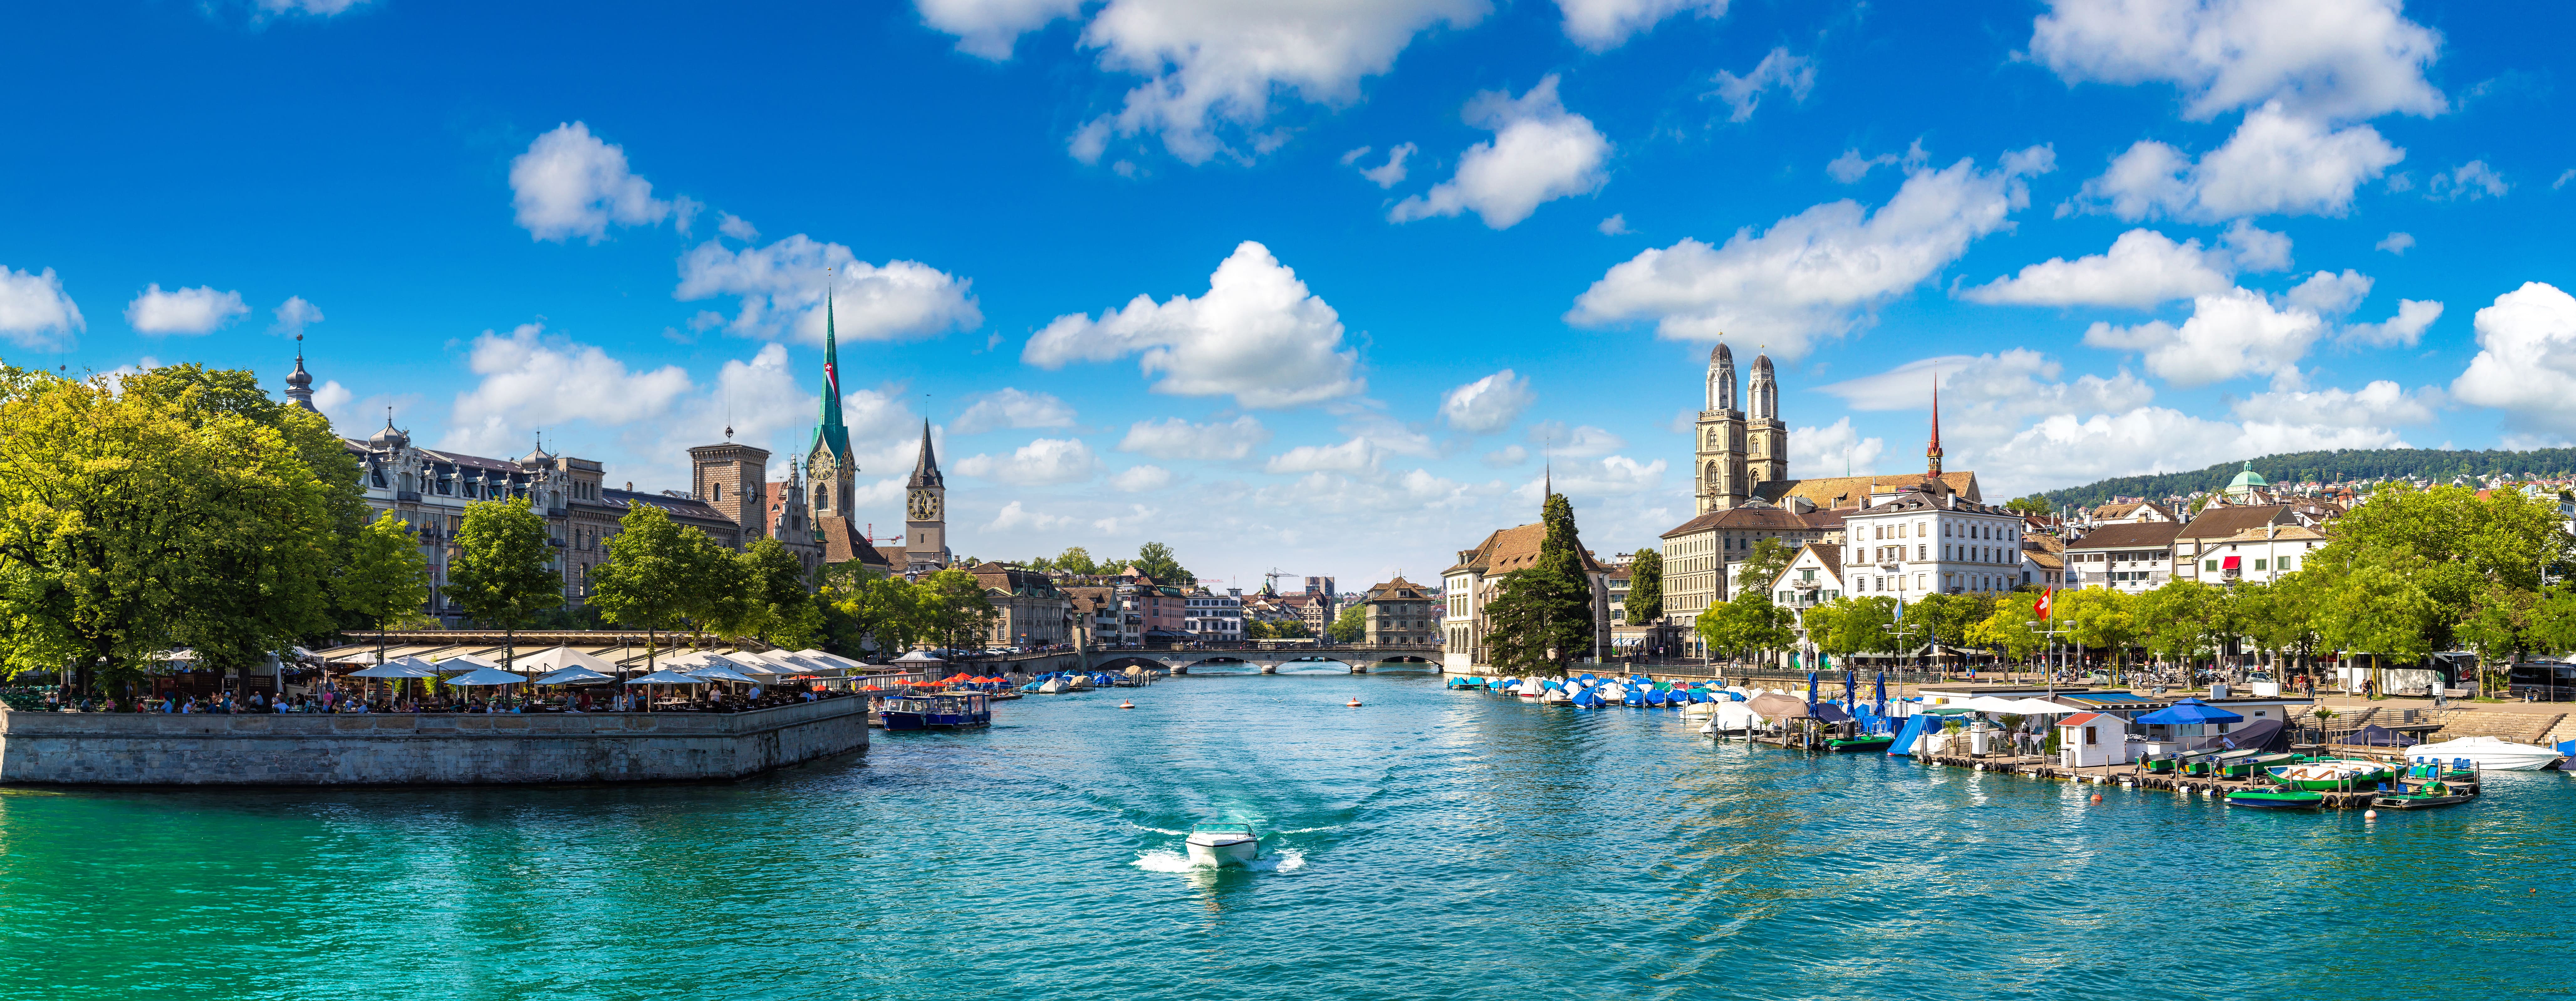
[907, 420, 943, 488]
[809, 290, 853, 462]
[1751, 471, 1982, 510]
[2227, 461, 2270, 489]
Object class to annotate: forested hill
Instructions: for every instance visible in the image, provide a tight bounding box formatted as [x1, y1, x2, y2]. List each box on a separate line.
[2037, 448, 2576, 509]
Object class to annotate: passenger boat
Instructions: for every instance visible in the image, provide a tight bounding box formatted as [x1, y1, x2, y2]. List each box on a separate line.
[2225, 789, 2327, 809]
[2406, 736, 2567, 772]
[877, 692, 991, 730]
[1184, 821, 1261, 867]
[2265, 760, 2393, 791]
[2371, 780, 2475, 810]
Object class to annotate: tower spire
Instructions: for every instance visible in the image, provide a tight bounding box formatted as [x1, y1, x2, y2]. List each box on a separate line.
[908, 418, 943, 487]
[284, 331, 317, 411]
[1926, 369, 1944, 478]
[809, 275, 852, 462]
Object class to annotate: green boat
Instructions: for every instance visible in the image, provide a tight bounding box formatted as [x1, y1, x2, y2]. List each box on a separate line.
[2225, 789, 2327, 809]
[1825, 735, 1894, 753]
[2371, 781, 2475, 810]
[2265, 760, 2394, 791]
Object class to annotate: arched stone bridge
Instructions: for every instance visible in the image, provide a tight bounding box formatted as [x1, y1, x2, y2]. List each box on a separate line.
[963, 647, 1442, 675]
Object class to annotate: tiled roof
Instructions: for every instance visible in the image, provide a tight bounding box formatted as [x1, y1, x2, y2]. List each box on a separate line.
[821, 518, 890, 567]
[1449, 522, 1607, 576]
[2025, 551, 2065, 570]
[1363, 577, 1431, 601]
[2215, 523, 2328, 543]
[2065, 522, 2183, 551]
[1752, 470, 1982, 509]
[1659, 503, 1832, 539]
[2175, 504, 2293, 540]
[1853, 485, 2012, 517]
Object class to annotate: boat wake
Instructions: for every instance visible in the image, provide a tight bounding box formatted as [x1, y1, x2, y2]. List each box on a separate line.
[1131, 847, 1308, 873]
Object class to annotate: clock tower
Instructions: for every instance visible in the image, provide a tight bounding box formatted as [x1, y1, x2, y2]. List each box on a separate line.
[903, 419, 949, 574]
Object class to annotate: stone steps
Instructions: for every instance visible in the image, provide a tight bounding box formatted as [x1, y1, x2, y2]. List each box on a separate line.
[2433, 710, 2564, 744]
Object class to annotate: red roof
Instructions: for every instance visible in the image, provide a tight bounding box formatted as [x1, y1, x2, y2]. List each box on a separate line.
[2055, 712, 2117, 728]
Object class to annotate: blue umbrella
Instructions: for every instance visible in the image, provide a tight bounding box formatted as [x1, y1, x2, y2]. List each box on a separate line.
[1807, 671, 1819, 705]
[1844, 670, 1857, 707]
[1874, 671, 1887, 716]
[2134, 697, 2244, 725]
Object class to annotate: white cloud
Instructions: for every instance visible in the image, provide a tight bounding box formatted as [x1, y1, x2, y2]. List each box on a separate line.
[2233, 380, 2435, 427]
[2220, 220, 2293, 271]
[2376, 231, 2415, 255]
[2283, 268, 2371, 315]
[1118, 415, 1270, 460]
[1827, 149, 1899, 183]
[1061, 0, 1489, 165]
[271, 296, 324, 336]
[2340, 298, 2442, 348]
[1389, 76, 1610, 229]
[1708, 47, 1814, 123]
[1526, 420, 1626, 457]
[987, 499, 1079, 532]
[1109, 464, 1175, 492]
[916, 0, 1085, 59]
[2450, 283, 2576, 434]
[1265, 438, 1378, 474]
[2073, 104, 2402, 222]
[257, 0, 369, 13]
[1598, 213, 1630, 235]
[1567, 152, 2047, 357]
[955, 437, 1102, 485]
[1556, 0, 1728, 50]
[508, 123, 675, 244]
[1981, 405, 2404, 493]
[124, 284, 247, 336]
[629, 343, 822, 486]
[2557, 169, 2575, 191]
[2029, 0, 2445, 122]
[951, 388, 1077, 434]
[1960, 228, 2235, 307]
[1483, 444, 1529, 466]
[1025, 241, 1363, 407]
[675, 233, 981, 345]
[1822, 349, 2155, 452]
[0, 265, 85, 350]
[1526, 455, 1667, 498]
[2428, 160, 2508, 201]
[440, 323, 695, 457]
[716, 213, 759, 242]
[310, 380, 355, 422]
[1787, 417, 1883, 475]
[2084, 287, 2324, 387]
[1347, 143, 1415, 188]
[1439, 369, 1535, 433]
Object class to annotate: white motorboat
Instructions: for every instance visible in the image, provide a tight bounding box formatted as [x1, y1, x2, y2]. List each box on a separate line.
[2407, 736, 2568, 772]
[1517, 682, 1546, 699]
[1184, 822, 1261, 867]
[1600, 687, 1627, 704]
[1035, 677, 1069, 694]
[1542, 688, 1572, 705]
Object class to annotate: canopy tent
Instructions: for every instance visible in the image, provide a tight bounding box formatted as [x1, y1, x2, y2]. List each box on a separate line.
[508, 645, 621, 676]
[891, 650, 947, 666]
[625, 670, 709, 686]
[698, 653, 778, 676]
[2134, 698, 2245, 725]
[1994, 698, 2077, 715]
[532, 666, 615, 686]
[346, 661, 440, 679]
[793, 649, 869, 672]
[688, 664, 762, 684]
[436, 653, 502, 673]
[1747, 693, 1812, 720]
[1809, 702, 1854, 723]
[445, 667, 529, 687]
[2187, 717, 2288, 752]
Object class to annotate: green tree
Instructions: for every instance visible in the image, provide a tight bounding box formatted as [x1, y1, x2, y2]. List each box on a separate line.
[2136, 580, 2219, 669]
[1965, 591, 2045, 663]
[1054, 546, 1100, 576]
[1329, 603, 1367, 642]
[1534, 493, 1598, 662]
[916, 568, 997, 653]
[1130, 542, 1189, 584]
[1730, 537, 1798, 600]
[1805, 595, 1899, 658]
[1913, 592, 1993, 651]
[445, 498, 562, 667]
[589, 502, 692, 669]
[2315, 563, 2438, 696]
[1480, 570, 1560, 673]
[827, 570, 922, 658]
[2005, 494, 2051, 516]
[729, 536, 819, 648]
[2459, 582, 2540, 697]
[1623, 547, 1663, 623]
[339, 511, 432, 664]
[1696, 590, 1795, 665]
[2057, 587, 2141, 669]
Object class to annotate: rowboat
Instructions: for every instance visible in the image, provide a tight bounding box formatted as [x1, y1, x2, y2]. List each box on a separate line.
[1825, 735, 1894, 753]
[2370, 781, 2475, 810]
[2266, 759, 2393, 791]
[2225, 789, 2326, 809]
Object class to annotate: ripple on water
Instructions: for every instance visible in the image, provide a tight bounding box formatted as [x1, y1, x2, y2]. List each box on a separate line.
[2, 674, 2573, 1001]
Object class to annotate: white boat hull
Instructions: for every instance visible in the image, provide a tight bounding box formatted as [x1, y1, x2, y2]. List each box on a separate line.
[1185, 835, 1259, 867]
[2408, 737, 2567, 772]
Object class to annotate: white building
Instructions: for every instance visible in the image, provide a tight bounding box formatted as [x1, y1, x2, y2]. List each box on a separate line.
[1843, 484, 2030, 597]
[1185, 587, 1245, 642]
[2192, 523, 2329, 585]
[2063, 522, 2180, 593]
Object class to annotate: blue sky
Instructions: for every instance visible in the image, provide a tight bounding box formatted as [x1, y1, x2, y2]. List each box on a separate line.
[7, 0, 2575, 589]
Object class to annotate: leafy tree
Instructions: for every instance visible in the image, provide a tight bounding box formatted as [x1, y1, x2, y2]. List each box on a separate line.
[1912, 592, 1993, 650]
[1329, 603, 1366, 642]
[729, 536, 819, 648]
[1130, 542, 1189, 584]
[827, 570, 921, 658]
[1808, 595, 1899, 658]
[589, 502, 692, 669]
[2308, 482, 2571, 654]
[1730, 537, 1797, 601]
[1262, 617, 1312, 640]
[1534, 493, 1598, 662]
[1054, 546, 1099, 576]
[2136, 580, 2219, 668]
[2314, 563, 2438, 696]
[2056, 587, 2141, 668]
[1481, 569, 1561, 673]
[916, 568, 997, 653]
[339, 511, 432, 664]
[2460, 582, 2541, 697]
[1623, 547, 1663, 623]
[1696, 590, 1795, 665]
[1965, 591, 2045, 663]
[445, 498, 562, 667]
[2005, 494, 2051, 516]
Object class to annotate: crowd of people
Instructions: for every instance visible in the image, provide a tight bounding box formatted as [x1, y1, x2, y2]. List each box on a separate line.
[14, 682, 857, 715]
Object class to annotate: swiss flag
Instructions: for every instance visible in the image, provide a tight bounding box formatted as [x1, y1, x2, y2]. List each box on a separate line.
[2035, 588, 2053, 621]
[824, 359, 838, 395]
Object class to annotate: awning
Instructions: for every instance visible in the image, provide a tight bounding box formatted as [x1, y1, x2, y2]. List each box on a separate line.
[2222, 556, 2242, 569]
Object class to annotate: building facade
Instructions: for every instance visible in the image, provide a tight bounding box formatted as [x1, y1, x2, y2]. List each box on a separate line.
[967, 562, 1071, 649]
[1842, 483, 2028, 598]
[2064, 522, 2183, 593]
[1440, 519, 1612, 671]
[1185, 587, 1245, 642]
[1358, 578, 1436, 645]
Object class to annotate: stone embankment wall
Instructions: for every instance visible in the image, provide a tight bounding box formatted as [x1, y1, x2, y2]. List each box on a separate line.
[0, 697, 868, 786]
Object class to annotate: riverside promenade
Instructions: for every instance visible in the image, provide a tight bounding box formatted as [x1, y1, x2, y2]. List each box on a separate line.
[0, 696, 869, 786]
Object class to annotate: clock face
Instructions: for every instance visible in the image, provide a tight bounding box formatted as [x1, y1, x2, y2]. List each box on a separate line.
[910, 490, 938, 520]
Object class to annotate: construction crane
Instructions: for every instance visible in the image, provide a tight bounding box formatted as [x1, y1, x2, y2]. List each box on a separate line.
[1262, 569, 1300, 593]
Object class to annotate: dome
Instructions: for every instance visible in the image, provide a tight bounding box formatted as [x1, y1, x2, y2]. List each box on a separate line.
[367, 418, 409, 450]
[1751, 353, 1774, 374]
[2227, 461, 2268, 490]
[1711, 342, 1733, 362]
[284, 356, 313, 390]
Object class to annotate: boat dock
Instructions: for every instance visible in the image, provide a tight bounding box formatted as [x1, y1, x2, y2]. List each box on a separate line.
[1893, 750, 2460, 809]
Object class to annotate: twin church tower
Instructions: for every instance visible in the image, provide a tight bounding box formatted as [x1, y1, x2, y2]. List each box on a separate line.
[803, 290, 949, 576]
[1693, 343, 1788, 513]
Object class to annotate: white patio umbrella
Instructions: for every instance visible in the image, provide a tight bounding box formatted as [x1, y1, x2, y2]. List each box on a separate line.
[689, 664, 761, 684]
[511, 645, 620, 675]
[625, 669, 708, 686]
[445, 667, 529, 687]
[701, 653, 779, 675]
[437, 653, 502, 673]
[532, 666, 614, 686]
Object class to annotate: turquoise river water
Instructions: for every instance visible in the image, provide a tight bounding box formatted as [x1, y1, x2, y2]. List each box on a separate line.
[3, 669, 2573, 1000]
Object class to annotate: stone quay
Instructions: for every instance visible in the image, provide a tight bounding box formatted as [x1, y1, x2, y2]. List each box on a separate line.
[0, 697, 868, 786]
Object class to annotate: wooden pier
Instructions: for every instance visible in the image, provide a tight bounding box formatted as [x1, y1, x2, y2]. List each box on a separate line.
[1733, 733, 2413, 809]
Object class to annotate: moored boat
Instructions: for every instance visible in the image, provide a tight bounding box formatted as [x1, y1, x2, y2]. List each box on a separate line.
[2406, 736, 2567, 772]
[1825, 735, 1894, 753]
[2371, 780, 2475, 810]
[1184, 821, 1261, 867]
[2266, 759, 2393, 791]
[2225, 789, 2327, 809]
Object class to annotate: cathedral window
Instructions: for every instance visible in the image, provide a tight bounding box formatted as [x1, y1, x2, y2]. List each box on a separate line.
[816, 484, 829, 509]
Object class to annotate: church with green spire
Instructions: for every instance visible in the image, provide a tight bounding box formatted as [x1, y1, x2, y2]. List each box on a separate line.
[807, 289, 890, 574]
